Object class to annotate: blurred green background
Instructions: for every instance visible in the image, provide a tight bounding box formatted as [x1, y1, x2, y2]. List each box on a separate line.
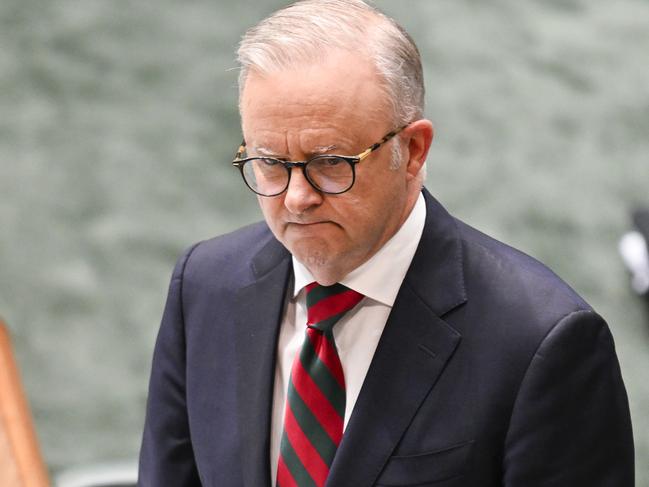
[1, 0, 648, 482]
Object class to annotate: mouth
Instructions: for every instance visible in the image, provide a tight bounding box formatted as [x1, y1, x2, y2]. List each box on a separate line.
[287, 221, 327, 227]
[286, 221, 336, 230]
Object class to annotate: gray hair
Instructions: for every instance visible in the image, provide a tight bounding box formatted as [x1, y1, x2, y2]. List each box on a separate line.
[237, 0, 425, 127]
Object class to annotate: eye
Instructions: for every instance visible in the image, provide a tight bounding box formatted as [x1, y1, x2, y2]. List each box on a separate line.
[259, 157, 281, 166]
[321, 157, 343, 166]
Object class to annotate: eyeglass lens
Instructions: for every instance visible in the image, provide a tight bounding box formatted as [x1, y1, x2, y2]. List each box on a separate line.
[241, 156, 354, 196]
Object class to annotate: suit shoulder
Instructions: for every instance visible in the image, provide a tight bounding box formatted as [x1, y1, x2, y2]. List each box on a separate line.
[195, 220, 274, 258]
[454, 218, 592, 330]
[174, 221, 276, 286]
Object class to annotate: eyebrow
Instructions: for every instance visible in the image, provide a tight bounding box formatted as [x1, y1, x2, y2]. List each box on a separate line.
[312, 145, 338, 154]
[252, 146, 282, 157]
[252, 144, 339, 158]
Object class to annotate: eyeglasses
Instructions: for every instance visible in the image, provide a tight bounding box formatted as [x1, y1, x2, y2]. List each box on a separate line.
[231, 125, 408, 197]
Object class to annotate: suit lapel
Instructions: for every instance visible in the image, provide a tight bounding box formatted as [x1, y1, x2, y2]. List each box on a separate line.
[327, 189, 467, 487]
[234, 237, 292, 487]
[327, 287, 461, 487]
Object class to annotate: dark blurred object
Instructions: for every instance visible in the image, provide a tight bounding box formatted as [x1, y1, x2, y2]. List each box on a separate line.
[619, 207, 649, 297]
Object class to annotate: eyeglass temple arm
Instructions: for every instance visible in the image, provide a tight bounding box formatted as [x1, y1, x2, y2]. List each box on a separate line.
[233, 140, 246, 161]
[357, 125, 408, 161]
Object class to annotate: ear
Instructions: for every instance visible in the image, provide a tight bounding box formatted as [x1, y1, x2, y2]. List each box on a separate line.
[403, 119, 434, 180]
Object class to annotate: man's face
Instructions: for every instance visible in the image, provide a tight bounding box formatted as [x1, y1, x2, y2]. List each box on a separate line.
[240, 51, 419, 284]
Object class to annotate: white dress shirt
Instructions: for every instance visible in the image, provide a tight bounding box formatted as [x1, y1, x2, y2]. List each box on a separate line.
[269, 193, 426, 483]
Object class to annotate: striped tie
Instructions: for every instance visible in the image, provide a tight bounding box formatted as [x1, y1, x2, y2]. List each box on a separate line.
[276, 282, 364, 487]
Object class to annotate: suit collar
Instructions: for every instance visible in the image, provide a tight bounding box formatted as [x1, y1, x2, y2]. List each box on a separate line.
[408, 187, 467, 317]
[251, 234, 291, 279]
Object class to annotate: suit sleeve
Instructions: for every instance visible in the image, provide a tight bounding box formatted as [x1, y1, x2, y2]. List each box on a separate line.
[503, 310, 634, 486]
[138, 245, 202, 487]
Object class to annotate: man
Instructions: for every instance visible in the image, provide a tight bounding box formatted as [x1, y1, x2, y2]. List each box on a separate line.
[139, 1, 634, 486]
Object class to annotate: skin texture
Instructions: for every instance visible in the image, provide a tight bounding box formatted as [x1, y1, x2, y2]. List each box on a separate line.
[240, 50, 434, 285]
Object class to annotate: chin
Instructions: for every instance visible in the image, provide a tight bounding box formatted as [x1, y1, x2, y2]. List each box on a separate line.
[290, 241, 361, 285]
[290, 240, 332, 269]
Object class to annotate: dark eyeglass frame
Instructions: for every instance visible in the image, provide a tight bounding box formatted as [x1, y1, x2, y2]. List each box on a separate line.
[231, 124, 409, 197]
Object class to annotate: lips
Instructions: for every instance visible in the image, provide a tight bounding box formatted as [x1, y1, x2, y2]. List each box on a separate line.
[286, 221, 336, 229]
[288, 221, 325, 228]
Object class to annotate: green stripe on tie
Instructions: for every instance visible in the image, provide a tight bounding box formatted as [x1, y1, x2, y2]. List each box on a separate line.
[299, 333, 345, 418]
[306, 283, 348, 308]
[287, 381, 338, 466]
[278, 431, 317, 487]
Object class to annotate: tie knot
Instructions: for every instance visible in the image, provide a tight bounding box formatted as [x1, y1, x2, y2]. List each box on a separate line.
[305, 282, 364, 332]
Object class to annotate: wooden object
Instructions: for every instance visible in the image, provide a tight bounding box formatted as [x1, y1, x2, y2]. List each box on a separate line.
[0, 319, 49, 486]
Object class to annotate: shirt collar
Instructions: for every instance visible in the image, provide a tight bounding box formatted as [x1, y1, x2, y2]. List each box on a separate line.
[292, 192, 426, 306]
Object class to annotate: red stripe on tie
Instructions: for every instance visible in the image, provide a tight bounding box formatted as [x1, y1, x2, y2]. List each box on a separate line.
[292, 357, 344, 445]
[276, 456, 298, 487]
[307, 290, 363, 325]
[284, 404, 329, 487]
[307, 330, 345, 389]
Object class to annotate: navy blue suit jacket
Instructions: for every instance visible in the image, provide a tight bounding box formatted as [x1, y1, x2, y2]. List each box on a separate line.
[139, 189, 634, 486]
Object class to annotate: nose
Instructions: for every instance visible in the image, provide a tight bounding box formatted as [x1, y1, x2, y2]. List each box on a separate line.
[283, 167, 323, 215]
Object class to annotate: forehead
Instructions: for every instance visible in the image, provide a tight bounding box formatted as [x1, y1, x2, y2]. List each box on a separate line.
[239, 51, 392, 146]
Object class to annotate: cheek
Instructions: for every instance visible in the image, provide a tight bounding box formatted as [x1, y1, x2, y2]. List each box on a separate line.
[258, 197, 285, 232]
[333, 195, 379, 237]
[339, 187, 402, 240]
